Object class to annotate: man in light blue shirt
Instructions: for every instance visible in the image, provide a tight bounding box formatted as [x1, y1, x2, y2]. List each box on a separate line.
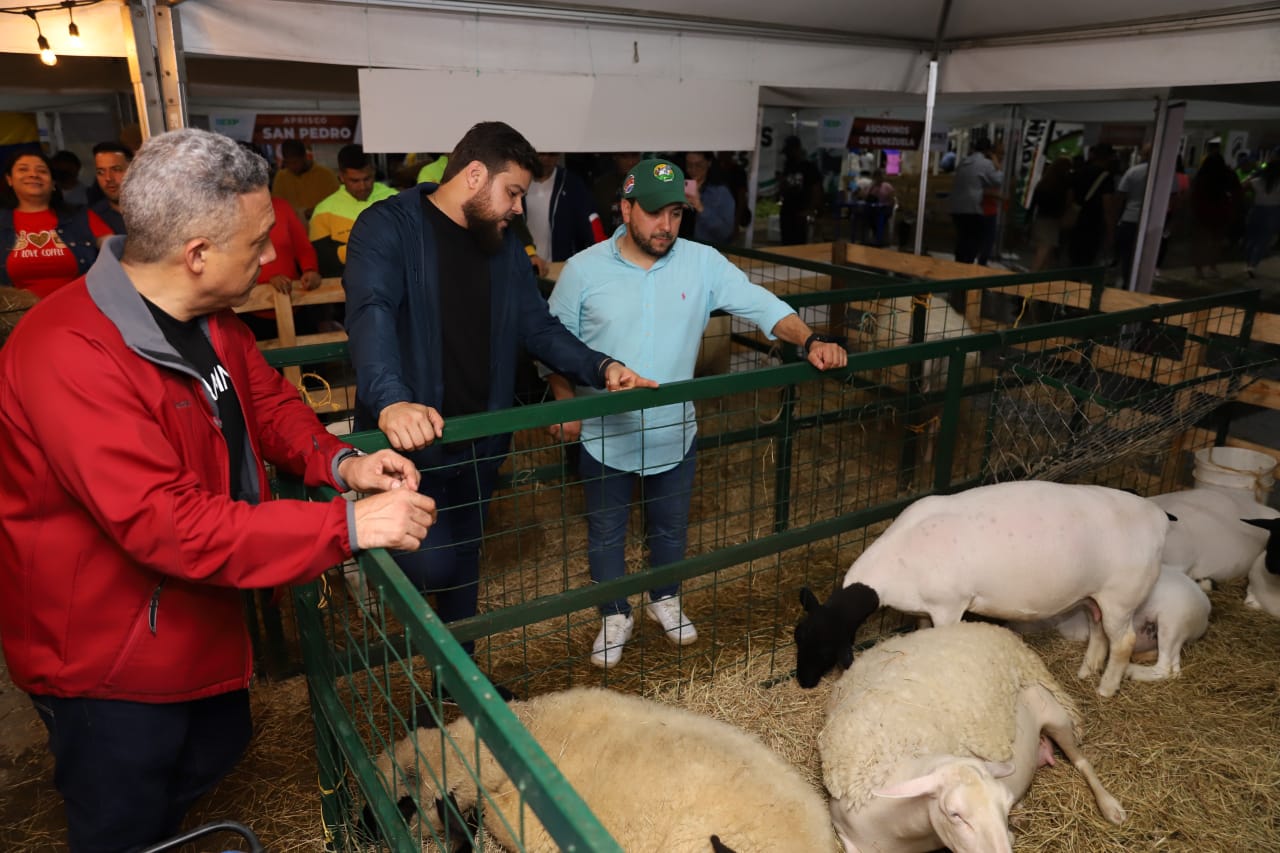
[547, 158, 848, 668]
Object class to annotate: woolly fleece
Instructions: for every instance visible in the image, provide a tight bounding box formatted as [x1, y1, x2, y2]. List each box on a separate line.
[820, 622, 1080, 809]
[380, 686, 838, 852]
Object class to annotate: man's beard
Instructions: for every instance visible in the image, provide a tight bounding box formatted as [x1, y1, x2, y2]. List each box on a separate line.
[461, 193, 509, 255]
[633, 228, 675, 259]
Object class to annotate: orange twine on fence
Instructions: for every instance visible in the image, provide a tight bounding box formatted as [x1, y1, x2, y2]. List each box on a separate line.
[298, 372, 341, 412]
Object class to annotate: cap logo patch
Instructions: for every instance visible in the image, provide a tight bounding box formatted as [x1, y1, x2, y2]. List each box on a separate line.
[623, 174, 636, 194]
[653, 163, 675, 182]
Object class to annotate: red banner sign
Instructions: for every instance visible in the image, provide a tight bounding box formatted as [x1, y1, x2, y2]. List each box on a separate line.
[848, 118, 925, 150]
[252, 114, 359, 145]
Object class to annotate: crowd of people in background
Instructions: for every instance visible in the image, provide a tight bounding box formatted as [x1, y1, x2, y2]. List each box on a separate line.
[1024, 139, 1280, 283]
[4, 129, 1280, 334]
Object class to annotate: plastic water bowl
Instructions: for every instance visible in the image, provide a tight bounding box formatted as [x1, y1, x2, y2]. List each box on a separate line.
[1192, 446, 1277, 501]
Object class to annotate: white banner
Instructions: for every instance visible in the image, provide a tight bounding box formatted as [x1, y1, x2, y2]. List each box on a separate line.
[929, 124, 950, 153]
[207, 111, 257, 143]
[359, 69, 758, 153]
[817, 115, 853, 150]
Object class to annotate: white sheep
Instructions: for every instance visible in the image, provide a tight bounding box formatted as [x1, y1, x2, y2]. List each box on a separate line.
[1014, 567, 1211, 682]
[794, 480, 1169, 697]
[858, 295, 981, 464]
[1151, 488, 1278, 593]
[820, 622, 1125, 853]
[858, 294, 980, 394]
[1246, 533, 1280, 618]
[371, 687, 839, 853]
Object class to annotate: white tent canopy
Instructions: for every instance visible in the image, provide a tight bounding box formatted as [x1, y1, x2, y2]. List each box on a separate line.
[169, 0, 1280, 151]
[3, 0, 1279, 150]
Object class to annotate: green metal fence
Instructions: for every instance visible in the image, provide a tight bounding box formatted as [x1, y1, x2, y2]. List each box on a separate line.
[268, 266, 1267, 851]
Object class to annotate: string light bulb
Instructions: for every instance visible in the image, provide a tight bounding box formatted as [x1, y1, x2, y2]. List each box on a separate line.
[25, 10, 57, 66]
[66, 4, 82, 47]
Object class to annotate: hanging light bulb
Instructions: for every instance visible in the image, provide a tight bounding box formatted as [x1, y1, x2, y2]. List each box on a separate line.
[26, 11, 57, 67]
[66, 3, 82, 48]
[38, 34, 57, 66]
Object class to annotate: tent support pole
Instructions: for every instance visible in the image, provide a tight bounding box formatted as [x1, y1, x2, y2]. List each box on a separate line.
[993, 104, 1020, 265]
[1132, 95, 1183, 292]
[744, 105, 764, 248]
[154, 1, 189, 130]
[122, 1, 165, 141]
[913, 58, 938, 256]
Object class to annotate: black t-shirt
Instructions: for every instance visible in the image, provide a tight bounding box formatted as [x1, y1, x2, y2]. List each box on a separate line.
[780, 160, 822, 218]
[144, 298, 248, 499]
[422, 194, 492, 417]
[1031, 181, 1070, 218]
[1072, 164, 1116, 224]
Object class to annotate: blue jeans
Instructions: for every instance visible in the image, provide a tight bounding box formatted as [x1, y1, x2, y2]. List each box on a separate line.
[579, 444, 698, 617]
[1245, 204, 1280, 269]
[394, 443, 503, 645]
[31, 689, 252, 853]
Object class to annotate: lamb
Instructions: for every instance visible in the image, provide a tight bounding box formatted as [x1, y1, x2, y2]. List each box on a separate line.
[1245, 534, 1280, 618]
[1150, 488, 1279, 594]
[1014, 567, 1211, 682]
[370, 687, 839, 853]
[819, 622, 1125, 853]
[794, 480, 1169, 697]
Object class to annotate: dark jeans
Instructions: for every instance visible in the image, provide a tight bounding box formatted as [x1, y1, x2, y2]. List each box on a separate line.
[1115, 220, 1139, 287]
[394, 443, 503, 643]
[780, 210, 809, 245]
[31, 689, 252, 853]
[1068, 220, 1104, 267]
[579, 445, 698, 617]
[978, 214, 998, 266]
[1246, 204, 1280, 268]
[952, 213, 985, 264]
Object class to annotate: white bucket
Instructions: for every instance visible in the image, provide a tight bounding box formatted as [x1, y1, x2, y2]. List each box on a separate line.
[1192, 447, 1277, 501]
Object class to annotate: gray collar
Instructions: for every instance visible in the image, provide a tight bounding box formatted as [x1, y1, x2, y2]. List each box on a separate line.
[86, 236, 202, 379]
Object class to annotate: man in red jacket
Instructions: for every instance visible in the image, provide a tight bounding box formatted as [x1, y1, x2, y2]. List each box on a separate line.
[0, 128, 437, 853]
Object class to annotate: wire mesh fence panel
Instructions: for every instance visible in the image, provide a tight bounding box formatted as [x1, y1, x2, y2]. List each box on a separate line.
[982, 300, 1271, 495]
[273, 280, 1267, 851]
[290, 541, 622, 853]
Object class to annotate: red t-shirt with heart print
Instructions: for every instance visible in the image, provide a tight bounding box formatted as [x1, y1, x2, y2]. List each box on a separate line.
[6, 208, 113, 299]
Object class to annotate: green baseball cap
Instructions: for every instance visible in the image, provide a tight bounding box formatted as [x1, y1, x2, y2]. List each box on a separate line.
[621, 158, 687, 212]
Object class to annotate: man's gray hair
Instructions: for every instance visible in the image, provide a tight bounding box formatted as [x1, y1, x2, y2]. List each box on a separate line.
[121, 128, 270, 263]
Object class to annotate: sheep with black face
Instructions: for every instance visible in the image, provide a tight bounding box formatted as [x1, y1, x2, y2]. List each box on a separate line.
[795, 481, 1169, 697]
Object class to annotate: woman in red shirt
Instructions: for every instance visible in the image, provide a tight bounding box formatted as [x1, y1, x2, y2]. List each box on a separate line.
[1, 152, 112, 299]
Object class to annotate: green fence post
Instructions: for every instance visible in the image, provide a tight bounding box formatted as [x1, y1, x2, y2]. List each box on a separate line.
[932, 344, 970, 492]
[773, 379, 798, 534]
[897, 297, 928, 492]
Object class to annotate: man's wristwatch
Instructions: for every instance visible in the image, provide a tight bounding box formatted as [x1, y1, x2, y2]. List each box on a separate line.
[803, 332, 846, 353]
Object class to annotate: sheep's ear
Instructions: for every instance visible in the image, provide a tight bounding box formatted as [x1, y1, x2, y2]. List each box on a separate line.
[799, 586, 821, 613]
[1242, 518, 1280, 533]
[436, 793, 474, 850]
[985, 760, 1016, 779]
[709, 835, 738, 853]
[411, 702, 444, 731]
[873, 772, 943, 799]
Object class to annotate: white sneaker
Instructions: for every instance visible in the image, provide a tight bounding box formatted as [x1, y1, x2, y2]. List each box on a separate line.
[644, 594, 698, 646]
[590, 613, 634, 669]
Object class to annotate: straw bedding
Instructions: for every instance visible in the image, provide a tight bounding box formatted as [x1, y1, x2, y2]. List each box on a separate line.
[4, 574, 1276, 851]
